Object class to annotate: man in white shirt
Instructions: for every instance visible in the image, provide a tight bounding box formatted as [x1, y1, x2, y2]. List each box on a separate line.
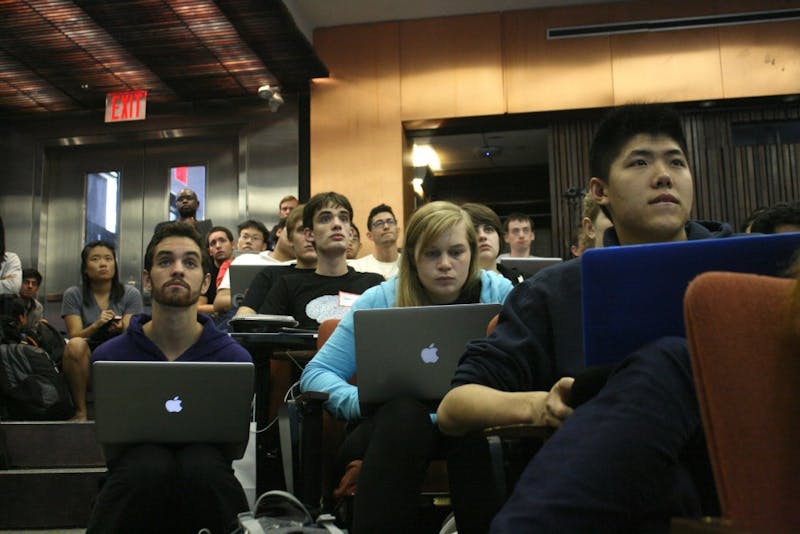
[348, 203, 401, 279]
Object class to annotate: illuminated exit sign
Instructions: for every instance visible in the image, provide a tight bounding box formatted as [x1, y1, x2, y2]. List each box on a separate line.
[105, 90, 148, 123]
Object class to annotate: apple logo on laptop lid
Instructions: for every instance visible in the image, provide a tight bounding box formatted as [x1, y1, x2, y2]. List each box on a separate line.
[420, 343, 439, 364]
[165, 395, 183, 413]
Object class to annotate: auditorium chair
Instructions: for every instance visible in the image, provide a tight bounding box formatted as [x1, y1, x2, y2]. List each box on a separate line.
[681, 271, 799, 533]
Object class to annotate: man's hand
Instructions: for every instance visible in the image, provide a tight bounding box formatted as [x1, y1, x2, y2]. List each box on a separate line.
[538, 377, 575, 428]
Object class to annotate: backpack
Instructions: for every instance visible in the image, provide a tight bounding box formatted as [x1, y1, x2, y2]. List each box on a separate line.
[0, 342, 74, 420]
[231, 490, 345, 534]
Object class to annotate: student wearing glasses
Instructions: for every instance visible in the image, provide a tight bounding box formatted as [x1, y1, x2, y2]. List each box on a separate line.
[348, 203, 401, 279]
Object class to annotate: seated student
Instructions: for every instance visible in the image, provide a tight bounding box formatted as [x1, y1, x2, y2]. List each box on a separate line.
[301, 201, 512, 533]
[214, 219, 290, 314]
[86, 223, 251, 534]
[0, 216, 22, 296]
[750, 201, 800, 234]
[20, 268, 44, 328]
[436, 104, 733, 532]
[236, 204, 317, 316]
[580, 189, 614, 251]
[259, 192, 383, 329]
[61, 240, 143, 421]
[461, 203, 521, 286]
[197, 225, 234, 316]
[348, 203, 401, 279]
[498, 212, 536, 259]
[346, 222, 362, 260]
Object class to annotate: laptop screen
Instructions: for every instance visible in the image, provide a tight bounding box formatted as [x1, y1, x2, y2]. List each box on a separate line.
[581, 232, 800, 367]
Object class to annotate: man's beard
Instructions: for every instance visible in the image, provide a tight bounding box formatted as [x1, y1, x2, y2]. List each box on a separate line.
[151, 282, 201, 307]
[178, 205, 197, 218]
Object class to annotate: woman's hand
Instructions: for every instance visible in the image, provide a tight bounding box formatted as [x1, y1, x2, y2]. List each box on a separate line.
[94, 309, 118, 331]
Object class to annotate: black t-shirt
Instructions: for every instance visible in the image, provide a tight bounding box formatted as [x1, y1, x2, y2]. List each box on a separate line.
[243, 265, 314, 311]
[203, 262, 221, 304]
[261, 267, 384, 328]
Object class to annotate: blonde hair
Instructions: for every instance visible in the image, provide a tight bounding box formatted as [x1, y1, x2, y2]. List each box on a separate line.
[396, 201, 479, 307]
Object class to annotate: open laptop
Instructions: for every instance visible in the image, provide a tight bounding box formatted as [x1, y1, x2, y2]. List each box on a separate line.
[93, 361, 254, 461]
[229, 264, 280, 307]
[354, 303, 501, 412]
[498, 257, 562, 280]
[582, 232, 800, 367]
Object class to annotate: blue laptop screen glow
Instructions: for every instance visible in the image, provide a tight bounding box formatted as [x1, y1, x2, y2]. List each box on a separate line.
[581, 232, 800, 367]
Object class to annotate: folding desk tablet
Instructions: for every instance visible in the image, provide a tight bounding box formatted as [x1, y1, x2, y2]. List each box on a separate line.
[354, 303, 501, 412]
[93, 361, 254, 461]
[581, 232, 800, 367]
[229, 264, 280, 307]
[498, 257, 563, 280]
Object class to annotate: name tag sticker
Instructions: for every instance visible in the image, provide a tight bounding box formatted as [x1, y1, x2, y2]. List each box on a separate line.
[338, 291, 360, 307]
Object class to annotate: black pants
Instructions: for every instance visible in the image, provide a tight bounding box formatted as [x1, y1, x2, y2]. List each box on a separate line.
[87, 443, 249, 534]
[337, 397, 442, 534]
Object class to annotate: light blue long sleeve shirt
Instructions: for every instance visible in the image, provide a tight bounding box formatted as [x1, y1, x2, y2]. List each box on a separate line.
[300, 270, 513, 421]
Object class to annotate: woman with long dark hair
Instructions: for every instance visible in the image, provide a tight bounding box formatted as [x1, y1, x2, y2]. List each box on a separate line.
[0, 216, 22, 295]
[62, 240, 143, 420]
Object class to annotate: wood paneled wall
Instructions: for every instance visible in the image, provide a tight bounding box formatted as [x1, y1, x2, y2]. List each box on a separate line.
[311, 0, 800, 256]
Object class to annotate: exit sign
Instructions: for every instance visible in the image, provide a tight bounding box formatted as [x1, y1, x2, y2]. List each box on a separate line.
[105, 90, 147, 123]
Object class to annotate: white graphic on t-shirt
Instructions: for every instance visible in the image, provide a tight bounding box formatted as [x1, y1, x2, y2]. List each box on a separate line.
[306, 295, 352, 324]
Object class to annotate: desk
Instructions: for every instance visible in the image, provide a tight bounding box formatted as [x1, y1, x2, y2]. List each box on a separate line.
[230, 332, 317, 495]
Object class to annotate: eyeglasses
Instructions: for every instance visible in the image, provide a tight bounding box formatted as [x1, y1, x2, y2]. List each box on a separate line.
[240, 233, 264, 242]
[372, 218, 397, 230]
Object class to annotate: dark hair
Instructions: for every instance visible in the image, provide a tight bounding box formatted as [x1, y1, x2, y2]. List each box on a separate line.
[351, 222, 361, 240]
[80, 240, 125, 307]
[206, 226, 233, 245]
[462, 203, 503, 237]
[275, 219, 287, 232]
[367, 203, 396, 230]
[0, 216, 5, 264]
[303, 192, 353, 230]
[503, 212, 533, 233]
[145, 222, 210, 275]
[750, 203, 800, 234]
[236, 219, 269, 240]
[589, 104, 688, 184]
[22, 268, 42, 286]
[0, 295, 26, 342]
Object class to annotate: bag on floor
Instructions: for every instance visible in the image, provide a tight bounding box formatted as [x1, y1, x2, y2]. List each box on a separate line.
[232, 490, 346, 534]
[0, 342, 74, 420]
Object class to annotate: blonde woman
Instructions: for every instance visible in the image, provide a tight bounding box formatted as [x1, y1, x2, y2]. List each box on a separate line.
[301, 201, 512, 533]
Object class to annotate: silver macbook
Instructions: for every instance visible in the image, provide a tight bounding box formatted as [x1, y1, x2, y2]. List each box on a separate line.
[354, 303, 501, 411]
[499, 257, 562, 280]
[93, 361, 254, 460]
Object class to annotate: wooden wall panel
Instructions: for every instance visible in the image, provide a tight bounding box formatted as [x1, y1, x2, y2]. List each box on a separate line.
[610, 30, 724, 104]
[504, 5, 614, 113]
[311, 23, 404, 255]
[399, 14, 505, 120]
[719, 21, 800, 99]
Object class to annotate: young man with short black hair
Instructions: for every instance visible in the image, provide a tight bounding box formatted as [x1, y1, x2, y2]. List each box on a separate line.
[198, 225, 234, 315]
[438, 104, 732, 532]
[260, 192, 383, 328]
[348, 203, 401, 279]
[87, 222, 251, 533]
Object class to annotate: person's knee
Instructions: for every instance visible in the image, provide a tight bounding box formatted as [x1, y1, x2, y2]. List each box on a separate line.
[116, 445, 176, 489]
[372, 398, 435, 452]
[63, 338, 90, 366]
[177, 444, 231, 483]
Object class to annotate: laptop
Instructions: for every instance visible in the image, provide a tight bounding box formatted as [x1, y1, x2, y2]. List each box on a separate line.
[498, 257, 563, 280]
[93, 361, 254, 461]
[354, 303, 502, 412]
[229, 264, 280, 307]
[582, 232, 800, 367]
